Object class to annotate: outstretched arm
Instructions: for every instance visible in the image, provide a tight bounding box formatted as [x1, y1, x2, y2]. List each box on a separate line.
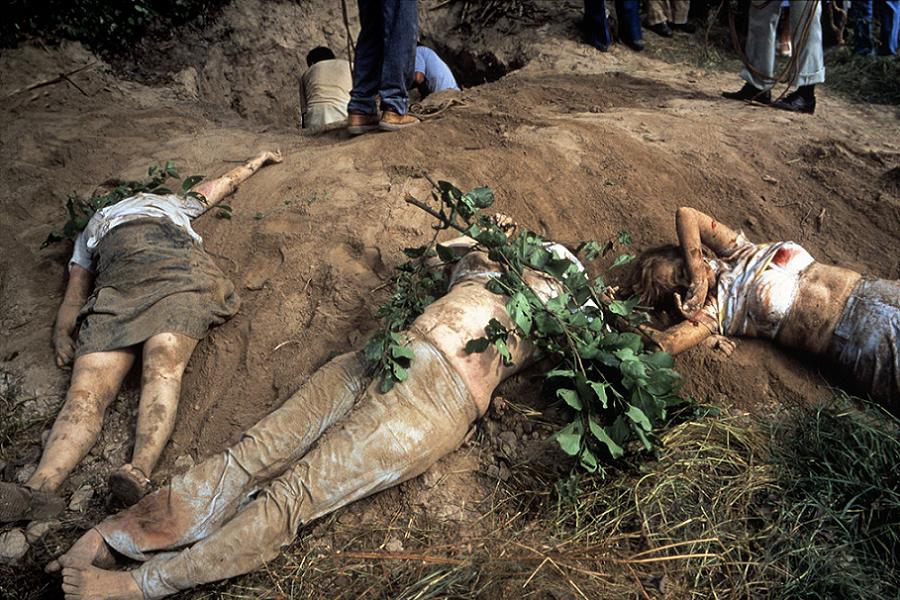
[190, 150, 283, 211]
[641, 320, 716, 356]
[54, 265, 94, 368]
[674, 207, 742, 317]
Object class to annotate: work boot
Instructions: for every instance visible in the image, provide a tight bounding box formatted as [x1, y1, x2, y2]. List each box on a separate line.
[671, 21, 696, 34]
[722, 83, 771, 104]
[773, 86, 816, 114]
[647, 22, 673, 37]
[625, 38, 645, 52]
[347, 111, 380, 136]
[379, 110, 420, 131]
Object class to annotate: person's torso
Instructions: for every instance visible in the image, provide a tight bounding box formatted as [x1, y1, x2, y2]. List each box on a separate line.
[302, 59, 352, 109]
[416, 47, 459, 94]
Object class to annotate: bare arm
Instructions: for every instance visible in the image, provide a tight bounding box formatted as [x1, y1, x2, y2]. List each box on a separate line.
[190, 150, 283, 211]
[641, 320, 715, 356]
[674, 207, 742, 317]
[54, 265, 94, 368]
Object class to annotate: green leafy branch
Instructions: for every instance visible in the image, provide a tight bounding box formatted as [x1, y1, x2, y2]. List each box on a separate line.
[390, 178, 684, 474]
[43, 160, 206, 246]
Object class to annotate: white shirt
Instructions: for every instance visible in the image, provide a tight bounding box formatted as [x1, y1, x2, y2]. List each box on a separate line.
[70, 192, 207, 272]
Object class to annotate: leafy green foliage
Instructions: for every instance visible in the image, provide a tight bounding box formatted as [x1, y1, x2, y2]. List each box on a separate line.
[2, 1, 227, 55]
[43, 160, 205, 246]
[369, 178, 684, 474]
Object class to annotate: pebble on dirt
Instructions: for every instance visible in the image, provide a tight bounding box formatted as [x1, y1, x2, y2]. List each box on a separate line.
[0, 529, 29, 565]
[68, 484, 94, 512]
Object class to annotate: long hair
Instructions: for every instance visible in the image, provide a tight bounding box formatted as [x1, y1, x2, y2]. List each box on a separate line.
[618, 245, 689, 308]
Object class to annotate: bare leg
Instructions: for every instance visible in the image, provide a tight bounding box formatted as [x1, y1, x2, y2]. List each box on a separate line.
[109, 333, 198, 506]
[27, 349, 136, 493]
[191, 150, 283, 208]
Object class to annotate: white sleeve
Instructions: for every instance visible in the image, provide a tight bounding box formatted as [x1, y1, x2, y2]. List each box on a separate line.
[69, 231, 94, 273]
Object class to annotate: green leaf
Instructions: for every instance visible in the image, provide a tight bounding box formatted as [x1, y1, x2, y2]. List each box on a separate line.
[611, 253, 635, 268]
[462, 186, 494, 208]
[507, 292, 533, 336]
[617, 230, 633, 245]
[590, 382, 609, 408]
[165, 160, 179, 178]
[391, 362, 409, 382]
[556, 422, 582, 456]
[579, 448, 598, 473]
[465, 338, 490, 354]
[634, 426, 653, 451]
[181, 175, 204, 192]
[557, 388, 582, 410]
[494, 338, 512, 365]
[588, 419, 624, 458]
[545, 369, 576, 379]
[625, 404, 652, 432]
[580, 241, 603, 261]
[391, 344, 415, 360]
[608, 300, 630, 316]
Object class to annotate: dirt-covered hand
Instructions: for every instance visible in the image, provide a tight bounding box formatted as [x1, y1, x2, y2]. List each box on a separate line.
[54, 330, 75, 368]
[491, 213, 517, 236]
[263, 150, 284, 165]
[703, 334, 736, 357]
[674, 277, 708, 320]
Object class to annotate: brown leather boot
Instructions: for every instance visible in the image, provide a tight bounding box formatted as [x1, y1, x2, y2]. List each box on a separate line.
[379, 110, 419, 131]
[347, 111, 380, 136]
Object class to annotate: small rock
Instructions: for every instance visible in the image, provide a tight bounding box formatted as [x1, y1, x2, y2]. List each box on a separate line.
[498, 464, 511, 482]
[744, 216, 758, 230]
[15, 464, 36, 485]
[174, 455, 195, 472]
[486, 464, 501, 479]
[25, 520, 57, 544]
[421, 467, 441, 489]
[384, 538, 404, 553]
[68, 484, 94, 512]
[0, 529, 29, 565]
[761, 174, 779, 184]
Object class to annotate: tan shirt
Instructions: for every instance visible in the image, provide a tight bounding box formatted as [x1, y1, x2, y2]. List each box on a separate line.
[299, 59, 352, 128]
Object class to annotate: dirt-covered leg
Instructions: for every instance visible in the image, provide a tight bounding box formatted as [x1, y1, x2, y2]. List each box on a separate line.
[109, 332, 198, 505]
[47, 528, 115, 573]
[27, 349, 136, 494]
[190, 150, 283, 208]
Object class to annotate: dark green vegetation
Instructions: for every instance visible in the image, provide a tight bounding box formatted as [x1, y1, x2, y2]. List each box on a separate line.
[43, 162, 205, 245]
[366, 179, 684, 475]
[1, 1, 226, 55]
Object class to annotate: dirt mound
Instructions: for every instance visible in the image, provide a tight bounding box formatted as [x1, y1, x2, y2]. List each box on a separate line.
[1, 0, 899, 596]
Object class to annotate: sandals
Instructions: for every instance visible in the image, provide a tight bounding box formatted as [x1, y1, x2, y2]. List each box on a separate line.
[108, 465, 151, 507]
[0, 481, 65, 522]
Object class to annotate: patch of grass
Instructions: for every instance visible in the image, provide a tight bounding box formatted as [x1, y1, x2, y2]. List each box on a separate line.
[822, 47, 900, 105]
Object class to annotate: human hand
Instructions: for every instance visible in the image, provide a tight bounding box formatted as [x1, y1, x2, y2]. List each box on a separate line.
[674, 277, 708, 320]
[53, 330, 75, 368]
[262, 150, 284, 165]
[703, 334, 736, 357]
[490, 213, 517, 237]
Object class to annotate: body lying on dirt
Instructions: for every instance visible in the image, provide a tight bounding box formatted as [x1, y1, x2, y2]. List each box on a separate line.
[0, 151, 283, 524]
[44, 222, 601, 600]
[628, 206, 900, 408]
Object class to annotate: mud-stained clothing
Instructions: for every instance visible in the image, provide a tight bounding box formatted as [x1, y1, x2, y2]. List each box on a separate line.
[709, 236, 814, 339]
[826, 278, 900, 406]
[74, 218, 239, 357]
[299, 58, 352, 128]
[70, 192, 207, 272]
[95, 339, 479, 598]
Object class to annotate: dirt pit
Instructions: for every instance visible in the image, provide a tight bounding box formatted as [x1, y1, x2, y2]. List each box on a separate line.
[1, 0, 899, 598]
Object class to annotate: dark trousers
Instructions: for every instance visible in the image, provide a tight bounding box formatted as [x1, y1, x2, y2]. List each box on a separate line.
[348, 0, 418, 115]
[850, 0, 899, 56]
[584, 0, 643, 47]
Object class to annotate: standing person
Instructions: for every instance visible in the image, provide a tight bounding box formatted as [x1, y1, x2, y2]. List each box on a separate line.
[584, 0, 645, 52]
[722, 0, 825, 114]
[0, 151, 283, 521]
[850, 0, 900, 56]
[645, 0, 695, 37]
[347, 0, 419, 135]
[413, 45, 460, 96]
[299, 47, 352, 129]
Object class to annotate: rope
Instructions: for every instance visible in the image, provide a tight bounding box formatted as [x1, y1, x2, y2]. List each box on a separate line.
[726, 0, 820, 102]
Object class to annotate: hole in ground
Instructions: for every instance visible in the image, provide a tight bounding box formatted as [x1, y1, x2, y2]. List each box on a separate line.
[419, 36, 527, 88]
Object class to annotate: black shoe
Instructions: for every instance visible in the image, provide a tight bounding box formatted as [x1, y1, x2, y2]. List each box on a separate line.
[722, 83, 771, 104]
[625, 38, 645, 52]
[671, 21, 697, 34]
[647, 22, 673, 37]
[587, 38, 609, 52]
[772, 89, 816, 114]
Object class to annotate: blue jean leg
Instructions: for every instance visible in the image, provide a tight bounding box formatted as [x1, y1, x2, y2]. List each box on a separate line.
[877, 0, 900, 55]
[615, 0, 643, 43]
[378, 0, 418, 115]
[584, 0, 612, 48]
[851, 0, 874, 55]
[348, 0, 384, 115]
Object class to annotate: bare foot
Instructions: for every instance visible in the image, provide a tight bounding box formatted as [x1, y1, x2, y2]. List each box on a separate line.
[62, 564, 142, 600]
[47, 528, 115, 573]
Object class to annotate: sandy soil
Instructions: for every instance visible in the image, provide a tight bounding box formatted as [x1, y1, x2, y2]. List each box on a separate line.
[1, 0, 898, 596]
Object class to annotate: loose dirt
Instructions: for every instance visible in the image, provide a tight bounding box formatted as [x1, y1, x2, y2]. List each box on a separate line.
[1, 0, 898, 597]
